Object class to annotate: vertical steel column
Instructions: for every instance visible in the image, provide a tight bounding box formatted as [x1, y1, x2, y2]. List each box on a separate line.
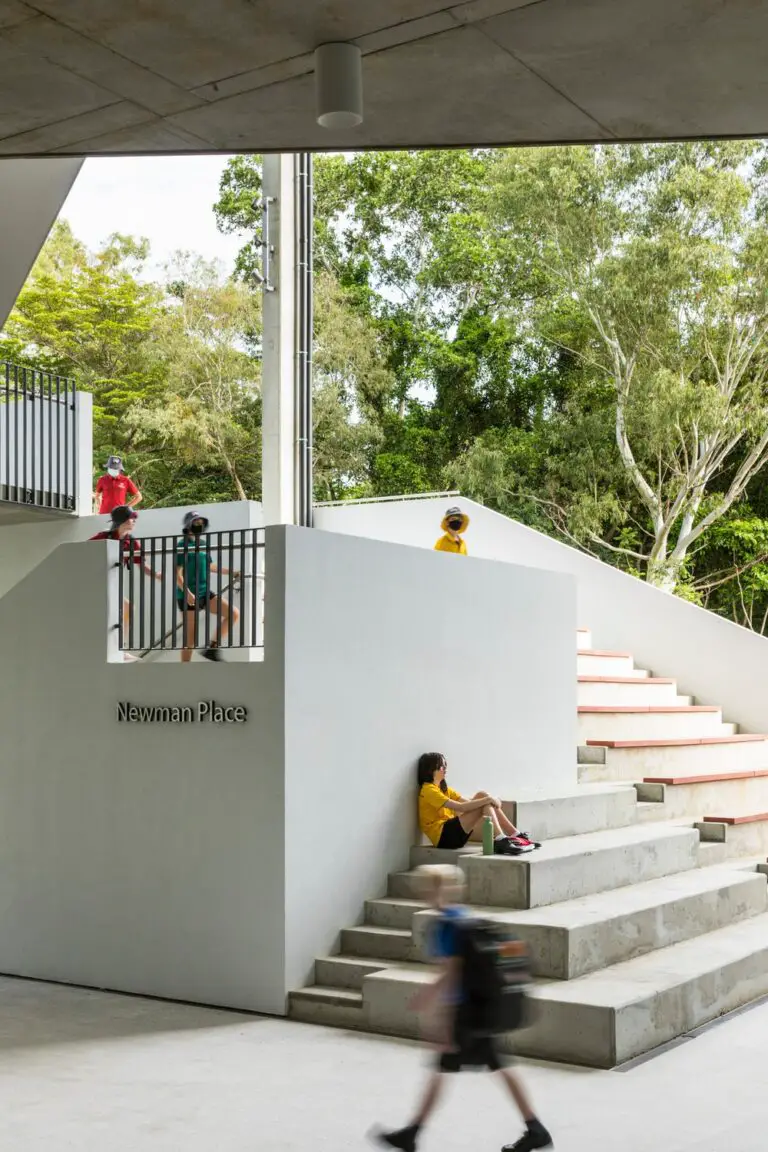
[294, 152, 314, 528]
[261, 153, 314, 527]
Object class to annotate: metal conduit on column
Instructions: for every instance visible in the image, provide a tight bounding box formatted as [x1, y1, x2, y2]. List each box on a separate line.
[294, 151, 314, 528]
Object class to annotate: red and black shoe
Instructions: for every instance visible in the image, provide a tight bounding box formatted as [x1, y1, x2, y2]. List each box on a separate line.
[509, 833, 540, 852]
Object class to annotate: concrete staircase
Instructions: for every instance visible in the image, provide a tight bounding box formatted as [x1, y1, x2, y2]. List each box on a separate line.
[289, 628, 768, 1067]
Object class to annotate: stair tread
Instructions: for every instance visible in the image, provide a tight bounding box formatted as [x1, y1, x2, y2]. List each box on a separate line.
[477, 863, 765, 930]
[291, 986, 363, 1006]
[578, 676, 675, 684]
[345, 925, 411, 939]
[504, 820, 695, 862]
[578, 705, 719, 713]
[533, 911, 768, 1009]
[317, 955, 424, 973]
[366, 898, 426, 910]
[588, 735, 768, 748]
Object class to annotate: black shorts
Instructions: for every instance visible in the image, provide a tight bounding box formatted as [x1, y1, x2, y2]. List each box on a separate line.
[437, 1031, 502, 1074]
[176, 592, 215, 612]
[437, 817, 471, 851]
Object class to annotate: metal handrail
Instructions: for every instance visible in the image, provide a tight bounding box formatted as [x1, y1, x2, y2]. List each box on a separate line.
[0, 360, 78, 511]
[134, 573, 263, 659]
[116, 528, 265, 654]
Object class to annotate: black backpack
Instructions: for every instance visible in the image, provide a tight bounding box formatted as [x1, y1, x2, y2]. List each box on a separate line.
[454, 918, 531, 1037]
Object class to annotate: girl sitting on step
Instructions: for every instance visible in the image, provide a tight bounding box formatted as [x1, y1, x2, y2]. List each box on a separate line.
[417, 753, 539, 857]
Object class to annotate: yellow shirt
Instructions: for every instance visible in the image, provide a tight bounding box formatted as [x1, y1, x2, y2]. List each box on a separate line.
[419, 783, 465, 846]
[434, 534, 467, 555]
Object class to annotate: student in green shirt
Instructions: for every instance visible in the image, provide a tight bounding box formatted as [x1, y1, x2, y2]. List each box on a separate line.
[176, 511, 239, 662]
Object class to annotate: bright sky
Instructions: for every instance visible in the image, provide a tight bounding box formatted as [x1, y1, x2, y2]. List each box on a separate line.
[58, 155, 248, 280]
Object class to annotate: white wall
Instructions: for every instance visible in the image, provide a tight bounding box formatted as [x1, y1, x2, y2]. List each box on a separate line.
[0, 520, 576, 1013]
[0, 538, 286, 1013]
[279, 525, 576, 993]
[316, 497, 768, 734]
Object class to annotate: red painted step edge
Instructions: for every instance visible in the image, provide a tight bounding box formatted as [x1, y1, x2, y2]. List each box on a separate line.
[645, 769, 768, 785]
[579, 650, 633, 658]
[578, 676, 675, 684]
[587, 735, 768, 748]
[703, 813, 768, 826]
[578, 705, 718, 714]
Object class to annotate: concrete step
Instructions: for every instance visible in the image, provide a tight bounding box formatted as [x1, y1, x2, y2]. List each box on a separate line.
[506, 785, 641, 840]
[288, 985, 366, 1030]
[576, 628, 592, 651]
[409, 844, 481, 868]
[365, 897, 426, 929]
[511, 911, 768, 1067]
[358, 910, 768, 1067]
[696, 814, 768, 859]
[577, 707, 731, 744]
[578, 676, 688, 707]
[579, 735, 768, 782]
[469, 866, 767, 979]
[636, 771, 768, 820]
[364, 865, 766, 979]
[314, 955, 424, 990]
[463, 823, 700, 909]
[577, 651, 648, 677]
[340, 925, 415, 961]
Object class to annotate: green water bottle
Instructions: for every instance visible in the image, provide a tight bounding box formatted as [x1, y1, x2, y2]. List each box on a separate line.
[482, 815, 494, 856]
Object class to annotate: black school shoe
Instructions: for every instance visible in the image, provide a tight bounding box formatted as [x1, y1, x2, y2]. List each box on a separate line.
[502, 1119, 553, 1151]
[370, 1125, 418, 1152]
[202, 645, 222, 662]
[494, 837, 530, 856]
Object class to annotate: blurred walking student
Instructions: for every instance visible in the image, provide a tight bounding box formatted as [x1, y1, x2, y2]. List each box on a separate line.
[90, 505, 161, 660]
[176, 511, 239, 663]
[94, 456, 142, 515]
[371, 865, 553, 1152]
[434, 506, 469, 555]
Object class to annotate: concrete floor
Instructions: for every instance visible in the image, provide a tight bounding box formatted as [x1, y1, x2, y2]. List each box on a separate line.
[0, 975, 762, 1150]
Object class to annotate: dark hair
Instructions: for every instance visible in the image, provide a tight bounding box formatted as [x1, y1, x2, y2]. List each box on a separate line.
[417, 752, 447, 794]
[110, 504, 136, 527]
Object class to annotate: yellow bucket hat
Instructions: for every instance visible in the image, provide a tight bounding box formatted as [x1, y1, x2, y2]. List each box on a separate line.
[441, 506, 470, 534]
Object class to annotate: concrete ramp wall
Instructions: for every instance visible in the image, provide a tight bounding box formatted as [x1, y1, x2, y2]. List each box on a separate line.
[316, 497, 768, 735]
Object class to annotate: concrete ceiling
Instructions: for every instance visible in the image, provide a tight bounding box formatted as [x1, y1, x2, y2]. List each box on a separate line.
[0, 0, 764, 155]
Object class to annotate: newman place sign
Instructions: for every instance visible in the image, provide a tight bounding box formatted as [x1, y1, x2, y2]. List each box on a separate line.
[117, 701, 248, 724]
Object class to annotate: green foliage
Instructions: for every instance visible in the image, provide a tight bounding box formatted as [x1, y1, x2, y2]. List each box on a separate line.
[7, 142, 768, 632]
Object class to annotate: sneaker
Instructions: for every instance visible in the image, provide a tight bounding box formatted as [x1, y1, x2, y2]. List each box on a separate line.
[515, 832, 542, 849]
[370, 1125, 418, 1152]
[506, 835, 535, 854]
[494, 837, 520, 856]
[502, 1120, 553, 1151]
[202, 646, 222, 662]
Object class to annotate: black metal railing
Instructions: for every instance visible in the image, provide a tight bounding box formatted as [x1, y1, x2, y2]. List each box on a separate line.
[117, 529, 265, 655]
[0, 361, 78, 510]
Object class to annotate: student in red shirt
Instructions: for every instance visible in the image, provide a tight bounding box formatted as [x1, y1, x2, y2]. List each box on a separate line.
[94, 456, 142, 515]
[90, 505, 161, 659]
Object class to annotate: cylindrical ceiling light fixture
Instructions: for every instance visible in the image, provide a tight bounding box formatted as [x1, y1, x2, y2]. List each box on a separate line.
[315, 42, 363, 129]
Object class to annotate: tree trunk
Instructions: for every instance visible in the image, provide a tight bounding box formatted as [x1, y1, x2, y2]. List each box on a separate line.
[646, 555, 680, 594]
